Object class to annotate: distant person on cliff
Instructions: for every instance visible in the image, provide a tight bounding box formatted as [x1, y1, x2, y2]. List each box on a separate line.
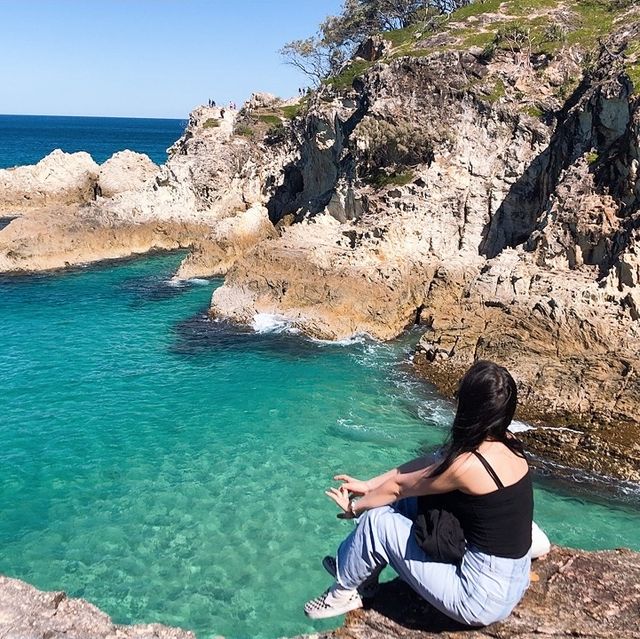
[305, 360, 547, 624]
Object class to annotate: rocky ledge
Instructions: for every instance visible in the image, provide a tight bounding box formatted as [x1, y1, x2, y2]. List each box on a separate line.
[298, 547, 640, 639]
[0, 575, 194, 639]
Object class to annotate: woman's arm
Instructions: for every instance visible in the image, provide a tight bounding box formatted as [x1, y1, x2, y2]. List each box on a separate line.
[335, 455, 438, 495]
[327, 455, 466, 517]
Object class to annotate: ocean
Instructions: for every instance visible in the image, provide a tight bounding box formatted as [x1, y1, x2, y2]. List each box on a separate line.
[0, 114, 186, 168]
[0, 118, 639, 639]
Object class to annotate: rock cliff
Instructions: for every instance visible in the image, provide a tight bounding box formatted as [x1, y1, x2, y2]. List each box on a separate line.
[204, 0, 640, 481]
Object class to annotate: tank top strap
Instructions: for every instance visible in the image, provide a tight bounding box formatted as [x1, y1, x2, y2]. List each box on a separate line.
[472, 450, 505, 489]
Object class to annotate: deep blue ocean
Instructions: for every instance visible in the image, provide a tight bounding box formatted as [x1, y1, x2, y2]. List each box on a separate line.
[0, 114, 186, 168]
[1, 117, 639, 639]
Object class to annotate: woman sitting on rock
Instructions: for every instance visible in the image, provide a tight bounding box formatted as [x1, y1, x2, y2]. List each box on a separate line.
[305, 360, 545, 625]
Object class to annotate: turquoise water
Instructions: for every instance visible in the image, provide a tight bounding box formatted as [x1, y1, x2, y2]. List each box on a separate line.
[0, 114, 185, 168]
[0, 253, 638, 639]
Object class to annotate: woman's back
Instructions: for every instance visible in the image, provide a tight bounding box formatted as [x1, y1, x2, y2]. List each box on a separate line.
[440, 441, 533, 558]
[453, 440, 529, 495]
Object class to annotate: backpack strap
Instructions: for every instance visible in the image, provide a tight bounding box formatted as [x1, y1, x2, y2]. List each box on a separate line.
[472, 450, 505, 489]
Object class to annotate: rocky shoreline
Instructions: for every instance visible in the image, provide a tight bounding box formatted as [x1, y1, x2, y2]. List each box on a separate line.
[0, 575, 195, 639]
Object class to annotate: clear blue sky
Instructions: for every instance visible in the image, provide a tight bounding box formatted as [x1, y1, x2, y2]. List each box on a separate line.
[0, 0, 343, 119]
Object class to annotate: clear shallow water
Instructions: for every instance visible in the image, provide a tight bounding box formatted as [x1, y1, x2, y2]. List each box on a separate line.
[0, 253, 638, 639]
[0, 114, 185, 168]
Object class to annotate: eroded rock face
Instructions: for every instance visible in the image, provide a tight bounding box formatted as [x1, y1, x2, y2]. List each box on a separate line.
[175, 204, 277, 279]
[0, 574, 194, 639]
[208, 1, 640, 481]
[296, 547, 640, 639]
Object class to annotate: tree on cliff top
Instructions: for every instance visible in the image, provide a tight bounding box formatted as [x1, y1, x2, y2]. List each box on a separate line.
[280, 0, 474, 85]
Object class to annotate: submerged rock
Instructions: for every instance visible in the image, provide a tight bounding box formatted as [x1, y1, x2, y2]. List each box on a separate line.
[296, 547, 640, 639]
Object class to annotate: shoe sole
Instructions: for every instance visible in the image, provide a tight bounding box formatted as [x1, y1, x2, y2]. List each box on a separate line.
[304, 594, 363, 620]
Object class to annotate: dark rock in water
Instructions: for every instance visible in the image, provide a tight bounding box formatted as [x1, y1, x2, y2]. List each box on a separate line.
[295, 547, 640, 639]
[0, 575, 194, 639]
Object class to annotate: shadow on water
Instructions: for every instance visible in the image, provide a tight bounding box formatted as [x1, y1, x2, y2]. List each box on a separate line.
[121, 275, 196, 305]
[170, 309, 353, 361]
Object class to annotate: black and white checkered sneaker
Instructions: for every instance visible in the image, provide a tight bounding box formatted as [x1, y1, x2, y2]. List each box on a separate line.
[304, 583, 363, 619]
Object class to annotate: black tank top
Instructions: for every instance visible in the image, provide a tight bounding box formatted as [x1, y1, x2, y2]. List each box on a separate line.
[438, 451, 533, 559]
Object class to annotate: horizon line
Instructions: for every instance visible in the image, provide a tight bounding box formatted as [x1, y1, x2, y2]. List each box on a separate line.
[0, 112, 189, 121]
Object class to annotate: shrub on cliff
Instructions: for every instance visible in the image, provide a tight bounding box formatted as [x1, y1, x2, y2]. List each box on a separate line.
[280, 0, 474, 85]
[356, 117, 436, 180]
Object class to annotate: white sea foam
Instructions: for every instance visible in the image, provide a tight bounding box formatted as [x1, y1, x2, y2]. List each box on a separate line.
[165, 278, 188, 288]
[251, 313, 294, 333]
[536, 425, 584, 434]
[310, 333, 368, 346]
[509, 420, 535, 433]
[166, 277, 210, 287]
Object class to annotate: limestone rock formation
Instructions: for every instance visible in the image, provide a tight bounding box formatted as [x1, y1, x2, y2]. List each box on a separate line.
[0, 104, 284, 274]
[175, 204, 277, 279]
[0, 575, 194, 639]
[0, 150, 99, 211]
[97, 150, 158, 198]
[296, 547, 640, 639]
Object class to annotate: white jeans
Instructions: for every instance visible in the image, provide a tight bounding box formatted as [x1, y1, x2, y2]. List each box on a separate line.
[336, 498, 531, 626]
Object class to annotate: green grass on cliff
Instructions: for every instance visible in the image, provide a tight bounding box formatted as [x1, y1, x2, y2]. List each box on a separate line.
[235, 124, 255, 138]
[624, 40, 640, 94]
[380, 0, 632, 61]
[327, 59, 373, 90]
[281, 103, 304, 119]
[450, 0, 502, 20]
[479, 78, 506, 103]
[568, 0, 616, 47]
[324, 0, 638, 97]
[202, 118, 220, 129]
[368, 170, 414, 189]
[257, 114, 281, 126]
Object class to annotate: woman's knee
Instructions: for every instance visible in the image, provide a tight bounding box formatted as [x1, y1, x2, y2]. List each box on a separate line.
[357, 505, 391, 530]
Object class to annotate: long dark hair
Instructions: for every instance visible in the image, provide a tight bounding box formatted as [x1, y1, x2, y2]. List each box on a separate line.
[432, 360, 524, 476]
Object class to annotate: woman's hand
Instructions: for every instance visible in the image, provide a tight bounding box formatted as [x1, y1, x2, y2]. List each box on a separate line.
[325, 485, 355, 519]
[333, 474, 370, 496]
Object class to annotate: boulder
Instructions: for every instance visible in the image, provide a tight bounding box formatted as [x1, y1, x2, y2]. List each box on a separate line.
[0, 150, 99, 210]
[97, 150, 158, 198]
